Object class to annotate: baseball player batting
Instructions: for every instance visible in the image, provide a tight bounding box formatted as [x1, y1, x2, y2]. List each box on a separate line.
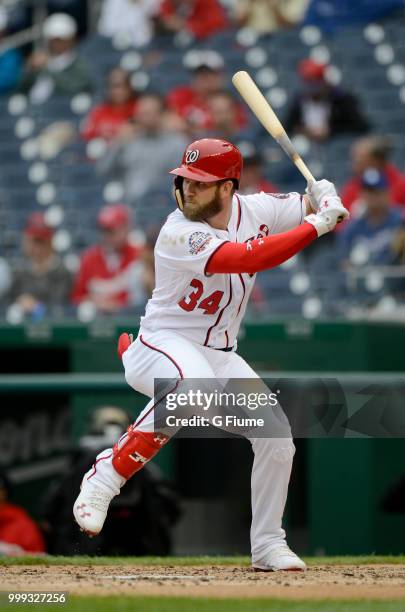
[74, 138, 349, 570]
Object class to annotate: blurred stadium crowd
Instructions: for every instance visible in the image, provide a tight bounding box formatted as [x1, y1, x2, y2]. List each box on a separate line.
[0, 0, 405, 325]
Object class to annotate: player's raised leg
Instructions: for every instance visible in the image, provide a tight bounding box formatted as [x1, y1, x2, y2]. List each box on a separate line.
[73, 331, 216, 535]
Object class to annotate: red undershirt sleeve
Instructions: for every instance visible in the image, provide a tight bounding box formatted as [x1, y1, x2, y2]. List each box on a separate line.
[205, 222, 317, 276]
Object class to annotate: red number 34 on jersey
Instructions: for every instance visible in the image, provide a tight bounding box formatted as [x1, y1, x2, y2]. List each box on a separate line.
[178, 279, 224, 315]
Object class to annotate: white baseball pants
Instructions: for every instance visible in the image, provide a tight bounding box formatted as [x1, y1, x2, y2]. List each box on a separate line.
[89, 329, 295, 563]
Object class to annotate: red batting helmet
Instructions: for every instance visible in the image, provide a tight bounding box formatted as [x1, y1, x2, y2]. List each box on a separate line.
[170, 138, 242, 183]
[169, 138, 242, 210]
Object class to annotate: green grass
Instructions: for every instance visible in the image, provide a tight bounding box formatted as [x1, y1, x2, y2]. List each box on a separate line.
[1, 555, 405, 566]
[5, 597, 405, 612]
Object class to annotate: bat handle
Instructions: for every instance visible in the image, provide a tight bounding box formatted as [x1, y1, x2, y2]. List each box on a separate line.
[294, 156, 316, 186]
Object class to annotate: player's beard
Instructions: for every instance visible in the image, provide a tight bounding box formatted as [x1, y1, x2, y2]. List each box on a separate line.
[182, 188, 222, 222]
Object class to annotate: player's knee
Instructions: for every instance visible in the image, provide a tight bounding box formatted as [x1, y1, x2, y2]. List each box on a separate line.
[270, 440, 295, 463]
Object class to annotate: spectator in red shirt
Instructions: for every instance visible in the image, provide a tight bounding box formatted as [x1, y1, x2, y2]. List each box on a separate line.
[341, 136, 405, 216]
[81, 68, 137, 142]
[158, 0, 228, 40]
[238, 145, 278, 195]
[167, 51, 246, 134]
[0, 472, 45, 556]
[72, 204, 142, 313]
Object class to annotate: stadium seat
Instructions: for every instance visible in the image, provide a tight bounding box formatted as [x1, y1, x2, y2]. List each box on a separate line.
[0, 11, 404, 316]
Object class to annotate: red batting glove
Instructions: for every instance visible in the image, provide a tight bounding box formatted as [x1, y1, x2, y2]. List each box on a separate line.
[117, 333, 133, 358]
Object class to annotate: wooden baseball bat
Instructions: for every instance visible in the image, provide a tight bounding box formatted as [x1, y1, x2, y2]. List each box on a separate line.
[232, 70, 315, 187]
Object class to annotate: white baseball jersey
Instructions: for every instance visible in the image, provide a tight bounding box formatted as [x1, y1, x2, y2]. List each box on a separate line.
[140, 191, 306, 349]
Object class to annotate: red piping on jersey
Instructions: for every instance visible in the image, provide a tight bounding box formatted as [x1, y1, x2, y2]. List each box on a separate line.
[236, 273, 246, 317]
[203, 196, 240, 346]
[134, 335, 184, 429]
[223, 196, 243, 343]
[213, 196, 241, 347]
[235, 198, 246, 318]
[87, 452, 113, 481]
[235, 194, 242, 233]
[206, 222, 318, 275]
[139, 335, 184, 380]
[204, 276, 233, 347]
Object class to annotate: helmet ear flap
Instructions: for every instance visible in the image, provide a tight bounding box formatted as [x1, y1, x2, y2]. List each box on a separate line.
[174, 176, 184, 211]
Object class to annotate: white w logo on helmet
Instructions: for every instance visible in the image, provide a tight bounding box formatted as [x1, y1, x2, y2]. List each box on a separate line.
[185, 149, 200, 164]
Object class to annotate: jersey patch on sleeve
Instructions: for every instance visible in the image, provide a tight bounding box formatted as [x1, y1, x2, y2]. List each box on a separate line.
[188, 231, 213, 255]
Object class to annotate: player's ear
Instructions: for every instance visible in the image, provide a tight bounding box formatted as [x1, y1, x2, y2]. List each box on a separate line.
[220, 179, 235, 197]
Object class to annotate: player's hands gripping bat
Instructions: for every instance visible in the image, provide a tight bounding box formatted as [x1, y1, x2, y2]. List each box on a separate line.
[305, 179, 338, 212]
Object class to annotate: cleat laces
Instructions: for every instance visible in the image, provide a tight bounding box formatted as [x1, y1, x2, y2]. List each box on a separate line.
[87, 486, 111, 513]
